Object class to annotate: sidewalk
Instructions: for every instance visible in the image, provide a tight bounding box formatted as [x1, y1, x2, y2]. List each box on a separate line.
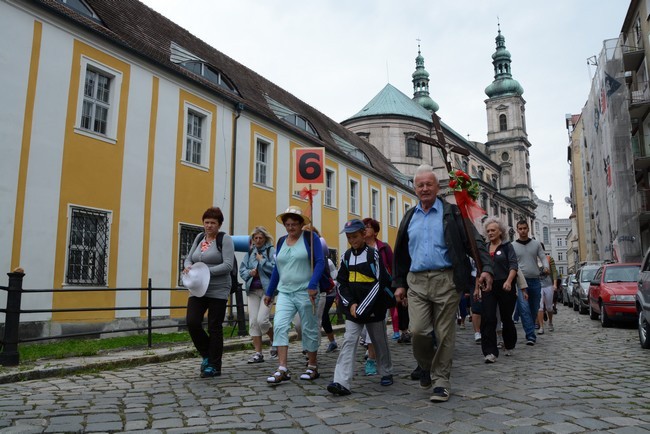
[0, 325, 345, 384]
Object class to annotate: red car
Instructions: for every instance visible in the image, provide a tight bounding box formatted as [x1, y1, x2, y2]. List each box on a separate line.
[588, 263, 641, 327]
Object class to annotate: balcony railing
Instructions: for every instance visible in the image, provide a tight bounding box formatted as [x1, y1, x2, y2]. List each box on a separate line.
[622, 29, 645, 71]
[629, 80, 650, 119]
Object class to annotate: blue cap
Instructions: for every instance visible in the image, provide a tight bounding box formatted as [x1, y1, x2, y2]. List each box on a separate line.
[340, 219, 366, 234]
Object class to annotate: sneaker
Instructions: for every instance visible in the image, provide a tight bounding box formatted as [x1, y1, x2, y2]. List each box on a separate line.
[267, 368, 291, 384]
[474, 332, 481, 344]
[397, 332, 411, 344]
[327, 382, 351, 396]
[553, 307, 558, 314]
[200, 366, 221, 378]
[359, 337, 367, 347]
[269, 347, 278, 359]
[392, 331, 401, 340]
[538, 327, 545, 335]
[430, 387, 450, 402]
[484, 354, 497, 363]
[419, 370, 432, 389]
[526, 340, 535, 346]
[365, 359, 377, 376]
[200, 357, 209, 373]
[380, 375, 393, 386]
[410, 365, 423, 381]
[248, 352, 264, 364]
[535, 323, 540, 330]
[548, 323, 554, 332]
[326, 341, 338, 353]
[504, 349, 513, 357]
[459, 323, 466, 330]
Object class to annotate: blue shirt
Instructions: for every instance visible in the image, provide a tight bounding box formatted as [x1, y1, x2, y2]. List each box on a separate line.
[408, 199, 452, 272]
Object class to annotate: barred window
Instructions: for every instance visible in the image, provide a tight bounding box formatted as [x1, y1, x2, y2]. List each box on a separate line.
[179, 224, 203, 286]
[66, 207, 109, 285]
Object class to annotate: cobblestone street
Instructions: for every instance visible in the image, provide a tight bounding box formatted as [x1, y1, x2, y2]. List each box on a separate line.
[1, 305, 649, 433]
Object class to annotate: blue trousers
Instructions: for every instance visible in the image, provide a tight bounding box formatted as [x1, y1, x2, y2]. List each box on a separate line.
[517, 277, 541, 342]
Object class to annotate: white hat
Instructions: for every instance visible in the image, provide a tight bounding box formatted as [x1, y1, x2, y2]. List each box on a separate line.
[182, 262, 210, 297]
[276, 206, 311, 225]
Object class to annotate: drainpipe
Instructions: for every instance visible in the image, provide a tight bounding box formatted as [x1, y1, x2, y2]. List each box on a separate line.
[229, 103, 244, 235]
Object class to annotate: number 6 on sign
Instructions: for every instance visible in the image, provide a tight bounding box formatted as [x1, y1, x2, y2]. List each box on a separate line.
[294, 147, 325, 189]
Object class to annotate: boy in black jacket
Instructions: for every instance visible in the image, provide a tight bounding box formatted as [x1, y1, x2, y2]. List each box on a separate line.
[327, 219, 394, 396]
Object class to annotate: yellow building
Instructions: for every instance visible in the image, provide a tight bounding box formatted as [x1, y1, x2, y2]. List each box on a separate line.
[0, 0, 415, 333]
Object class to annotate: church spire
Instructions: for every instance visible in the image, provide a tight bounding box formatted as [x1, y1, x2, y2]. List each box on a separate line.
[485, 24, 524, 98]
[412, 41, 439, 112]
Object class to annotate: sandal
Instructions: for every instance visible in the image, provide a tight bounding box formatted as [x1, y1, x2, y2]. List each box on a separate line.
[266, 368, 290, 384]
[300, 365, 320, 380]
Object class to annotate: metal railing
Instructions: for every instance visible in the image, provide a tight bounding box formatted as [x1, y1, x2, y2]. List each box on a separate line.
[0, 272, 248, 366]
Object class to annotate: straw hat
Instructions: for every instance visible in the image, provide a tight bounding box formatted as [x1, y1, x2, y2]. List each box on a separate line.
[182, 262, 210, 297]
[276, 206, 311, 225]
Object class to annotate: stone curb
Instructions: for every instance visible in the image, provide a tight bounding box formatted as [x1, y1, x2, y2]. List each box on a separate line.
[0, 324, 346, 384]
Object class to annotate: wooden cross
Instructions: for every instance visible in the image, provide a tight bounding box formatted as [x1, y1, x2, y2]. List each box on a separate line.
[415, 112, 484, 274]
[415, 112, 469, 173]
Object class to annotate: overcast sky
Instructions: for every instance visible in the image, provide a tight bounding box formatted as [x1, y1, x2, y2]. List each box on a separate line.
[139, 0, 631, 219]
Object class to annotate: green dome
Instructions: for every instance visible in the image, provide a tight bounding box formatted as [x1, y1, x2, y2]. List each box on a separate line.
[414, 94, 439, 112]
[485, 27, 524, 98]
[485, 78, 524, 98]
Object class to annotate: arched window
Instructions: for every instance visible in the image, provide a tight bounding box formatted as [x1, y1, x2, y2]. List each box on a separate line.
[499, 114, 507, 131]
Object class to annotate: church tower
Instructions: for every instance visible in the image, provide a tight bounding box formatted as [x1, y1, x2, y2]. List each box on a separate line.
[484, 25, 535, 207]
[412, 43, 439, 112]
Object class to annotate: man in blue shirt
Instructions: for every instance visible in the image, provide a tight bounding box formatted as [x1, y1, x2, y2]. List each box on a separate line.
[393, 164, 493, 402]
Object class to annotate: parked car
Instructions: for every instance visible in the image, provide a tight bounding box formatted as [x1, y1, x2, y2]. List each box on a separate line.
[572, 263, 601, 314]
[588, 262, 640, 327]
[637, 249, 650, 349]
[562, 274, 575, 307]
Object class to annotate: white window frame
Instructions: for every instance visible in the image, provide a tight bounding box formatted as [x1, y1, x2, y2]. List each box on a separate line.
[75, 57, 122, 144]
[254, 136, 274, 187]
[349, 178, 360, 215]
[181, 102, 212, 170]
[371, 188, 379, 220]
[389, 196, 397, 227]
[63, 204, 112, 287]
[325, 168, 336, 208]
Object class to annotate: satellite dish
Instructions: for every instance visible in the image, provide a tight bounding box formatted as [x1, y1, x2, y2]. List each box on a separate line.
[564, 197, 572, 205]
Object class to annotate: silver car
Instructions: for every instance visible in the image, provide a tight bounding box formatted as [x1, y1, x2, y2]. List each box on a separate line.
[573, 263, 601, 314]
[562, 274, 575, 307]
[637, 249, 650, 349]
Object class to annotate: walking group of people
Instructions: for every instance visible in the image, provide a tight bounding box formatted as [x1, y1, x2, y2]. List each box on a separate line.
[181, 163, 558, 403]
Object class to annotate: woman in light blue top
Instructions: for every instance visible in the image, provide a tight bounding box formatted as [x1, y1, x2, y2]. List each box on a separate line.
[239, 226, 276, 363]
[263, 207, 325, 384]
